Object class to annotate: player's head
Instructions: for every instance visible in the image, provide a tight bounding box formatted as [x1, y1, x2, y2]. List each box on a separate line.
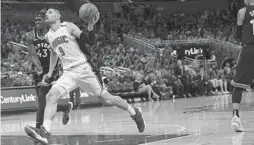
[35, 10, 46, 30]
[45, 7, 62, 24]
[244, 0, 254, 5]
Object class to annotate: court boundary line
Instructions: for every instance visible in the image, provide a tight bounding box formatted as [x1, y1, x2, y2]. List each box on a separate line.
[139, 134, 193, 145]
[138, 124, 187, 145]
[95, 138, 124, 143]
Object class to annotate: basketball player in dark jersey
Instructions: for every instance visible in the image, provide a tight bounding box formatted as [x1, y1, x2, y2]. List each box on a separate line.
[231, 0, 254, 132]
[23, 11, 73, 135]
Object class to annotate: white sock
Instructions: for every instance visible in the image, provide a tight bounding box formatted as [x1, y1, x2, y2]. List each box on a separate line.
[127, 105, 136, 116]
[43, 119, 52, 132]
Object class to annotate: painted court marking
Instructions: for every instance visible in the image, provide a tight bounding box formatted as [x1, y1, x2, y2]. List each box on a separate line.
[139, 135, 193, 145]
[95, 139, 124, 143]
[139, 124, 187, 145]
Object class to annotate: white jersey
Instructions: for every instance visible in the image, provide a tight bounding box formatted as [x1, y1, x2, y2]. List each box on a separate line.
[46, 22, 87, 70]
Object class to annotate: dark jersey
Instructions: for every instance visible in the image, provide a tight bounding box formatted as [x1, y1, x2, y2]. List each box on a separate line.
[32, 29, 51, 72]
[242, 5, 254, 44]
[26, 29, 59, 84]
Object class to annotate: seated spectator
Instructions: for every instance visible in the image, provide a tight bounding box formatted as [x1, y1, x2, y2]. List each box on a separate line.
[25, 74, 33, 86]
[151, 71, 169, 99]
[208, 68, 220, 94]
[174, 60, 184, 77]
[223, 62, 231, 93]
[189, 68, 199, 97]
[133, 71, 160, 101]
[196, 66, 206, 95]
[12, 72, 25, 86]
[107, 75, 120, 93]
[217, 68, 228, 94]
[1, 75, 13, 87]
[123, 76, 134, 92]
[164, 70, 185, 98]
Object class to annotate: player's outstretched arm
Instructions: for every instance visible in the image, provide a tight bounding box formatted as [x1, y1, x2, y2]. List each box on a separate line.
[25, 31, 43, 75]
[66, 13, 99, 45]
[235, 8, 246, 42]
[66, 22, 95, 45]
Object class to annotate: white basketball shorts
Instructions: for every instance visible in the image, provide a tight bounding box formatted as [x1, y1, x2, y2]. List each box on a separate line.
[52, 62, 104, 97]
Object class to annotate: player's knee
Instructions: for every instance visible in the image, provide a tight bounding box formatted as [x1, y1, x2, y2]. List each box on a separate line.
[104, 100, 112, 105]
[100, 91, 122, 105]
[108, 95, 122, 104]
[232, 88, 244, 103]
[46, 88, 61, 104]
[93, 89, 103, 97]
[102, 98, 113, 105]
[99, 95, 113, 105]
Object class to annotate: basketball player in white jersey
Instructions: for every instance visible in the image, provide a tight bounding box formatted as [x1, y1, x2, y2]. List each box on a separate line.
[24, 7, 145, 144]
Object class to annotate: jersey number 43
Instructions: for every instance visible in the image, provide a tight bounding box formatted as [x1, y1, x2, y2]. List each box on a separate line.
[37, 49, 48, 58]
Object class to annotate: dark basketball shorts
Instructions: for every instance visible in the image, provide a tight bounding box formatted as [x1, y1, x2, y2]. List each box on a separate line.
[232, 44, 254, 89]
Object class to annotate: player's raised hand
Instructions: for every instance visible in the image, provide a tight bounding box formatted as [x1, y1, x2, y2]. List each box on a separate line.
[88, 12, 100, 30]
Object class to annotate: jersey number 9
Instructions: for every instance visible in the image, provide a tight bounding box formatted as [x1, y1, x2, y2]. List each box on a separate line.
[59, 47, 65, 56]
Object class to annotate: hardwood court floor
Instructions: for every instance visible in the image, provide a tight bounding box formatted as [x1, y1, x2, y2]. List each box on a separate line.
[1, 92, 254, 145]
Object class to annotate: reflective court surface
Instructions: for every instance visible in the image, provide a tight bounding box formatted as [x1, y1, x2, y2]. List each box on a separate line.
[1, 92, 254, 145]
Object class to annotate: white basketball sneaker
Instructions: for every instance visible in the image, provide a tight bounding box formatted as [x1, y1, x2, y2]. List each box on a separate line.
[231, 116, 244, 132]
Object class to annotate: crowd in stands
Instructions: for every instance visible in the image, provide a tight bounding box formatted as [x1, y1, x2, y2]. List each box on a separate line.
[1, 1, 240, 98]
[98, 42, 235, 99]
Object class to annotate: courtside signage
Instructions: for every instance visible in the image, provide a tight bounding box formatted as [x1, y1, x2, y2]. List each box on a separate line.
[1, 87, 38, 111]
[1, 87, 99, 112]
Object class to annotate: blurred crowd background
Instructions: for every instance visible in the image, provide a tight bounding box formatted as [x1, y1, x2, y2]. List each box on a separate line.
[1, 0, 245, 99]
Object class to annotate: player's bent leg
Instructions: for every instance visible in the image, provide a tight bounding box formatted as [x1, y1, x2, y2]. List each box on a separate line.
[54, 76, 77, 126]
[232, 88, 243, 114]
[44, 86, 64, 124]
[230, 45, 254, 132]
[100, 90, 146, 133]
[36, 85, 73, 127]
[77, 68, 146, 133]
[230, 86, 248, 132]
[77, 70, 133, 113]
[25, 75, 76, 144]
[100, 90, 129, 110]
[56, 101, 73, 125]
[61, 101, 73, 125]
[35, 85, 49, 129]
[24, 86, 66, 145]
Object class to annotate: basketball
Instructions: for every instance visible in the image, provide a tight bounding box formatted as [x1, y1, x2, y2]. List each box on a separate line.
[79, 3, 98, 22]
